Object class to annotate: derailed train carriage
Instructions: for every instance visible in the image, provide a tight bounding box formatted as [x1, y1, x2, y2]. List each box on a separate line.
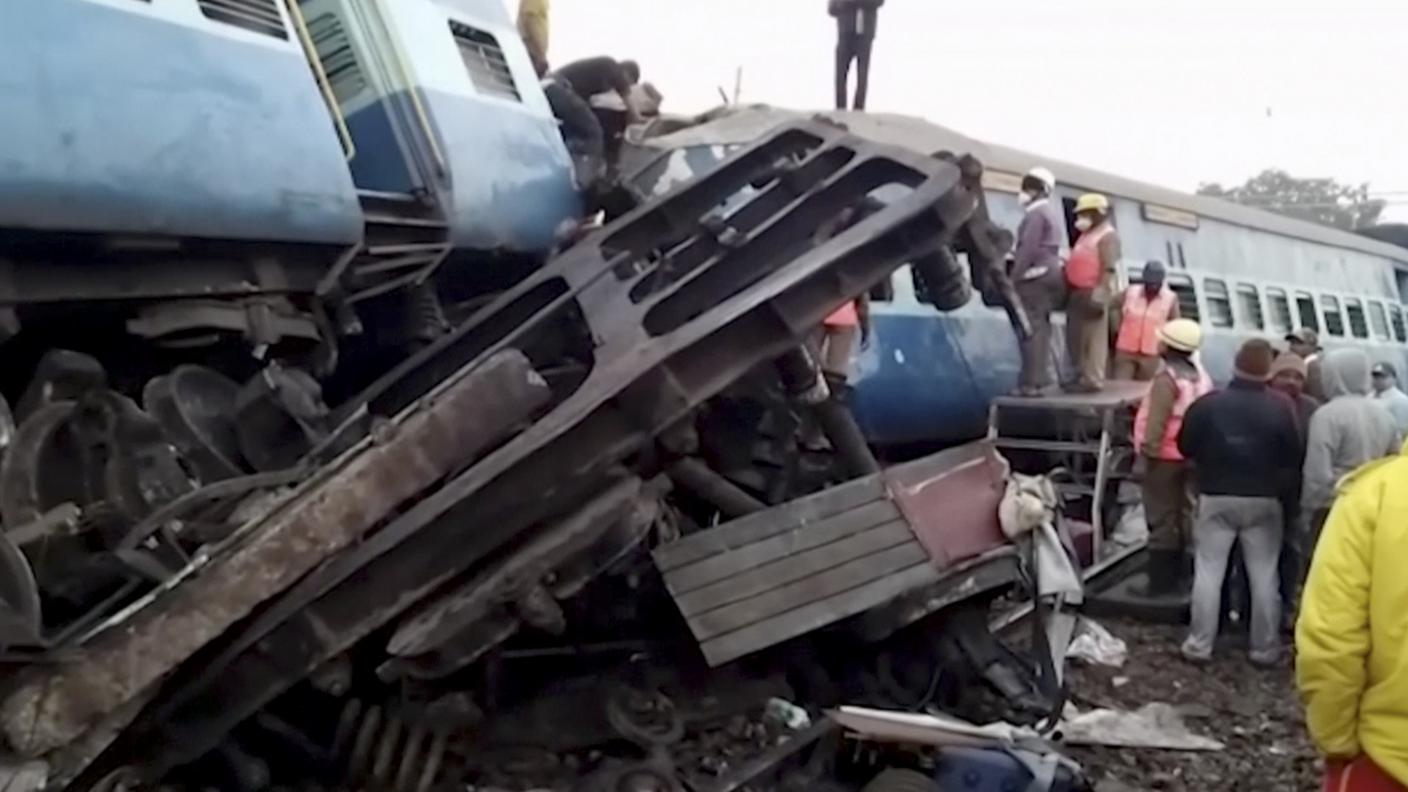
[0, 2, 1052, 789]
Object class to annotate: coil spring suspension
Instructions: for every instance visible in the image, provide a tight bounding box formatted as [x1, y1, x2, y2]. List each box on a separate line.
[331, 699, 449, 792]
[406, 282, 449, 345]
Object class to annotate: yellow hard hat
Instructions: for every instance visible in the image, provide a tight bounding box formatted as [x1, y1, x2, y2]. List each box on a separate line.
[1074, 193, 1110, 214]
[1157, 318, 1203, 353]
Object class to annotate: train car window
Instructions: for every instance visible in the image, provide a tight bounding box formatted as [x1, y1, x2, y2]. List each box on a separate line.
[1266, 288, 1293, 334]
[1169, 275, 1200, 322]
[1369, 301, 1391, 340]
[868, 274, 895, 303]
[1165, 242, 1175, 270]
[450, 23, 523, 102]
[1321, 295, 1345, 337]
[1295, 292, 1319, 333]
[1060, 196, 1080, 244]
[1391, 305, 1407, 343]
[1203, 279, 1233, 328]
[1345, 298, 1369, 339]
[1236, 283, 1264, 330]
[197, 0, 288, 39]
[306, 13, 368, 105]
[1177, 243, 1188, 270]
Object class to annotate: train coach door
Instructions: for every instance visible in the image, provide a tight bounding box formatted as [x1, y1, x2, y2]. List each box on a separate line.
[294, 0, 437, 198]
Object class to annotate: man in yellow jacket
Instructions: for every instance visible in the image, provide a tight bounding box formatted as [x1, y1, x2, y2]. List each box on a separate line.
[1296, 447, 1408, 791]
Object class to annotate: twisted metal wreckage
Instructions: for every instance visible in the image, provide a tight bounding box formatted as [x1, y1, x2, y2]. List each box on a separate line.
[0, 121, 1058, 792]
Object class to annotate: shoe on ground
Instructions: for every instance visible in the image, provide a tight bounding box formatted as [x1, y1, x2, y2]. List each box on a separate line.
[1249, 649, 1282, 668]
[1179, 641, 1212, 665]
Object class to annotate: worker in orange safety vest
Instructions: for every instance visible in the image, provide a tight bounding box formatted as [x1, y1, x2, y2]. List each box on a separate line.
[1133, 318, 1213, 595]
[1112, 260, 1180, 381]
[1064, 193, 1121, 393]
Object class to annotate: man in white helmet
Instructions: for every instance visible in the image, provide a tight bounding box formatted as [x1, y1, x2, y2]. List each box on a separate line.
[1010, 166, 1065, 396]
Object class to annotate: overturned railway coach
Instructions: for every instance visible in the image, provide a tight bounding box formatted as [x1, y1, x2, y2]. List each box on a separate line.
[0, 107, 1020, 790]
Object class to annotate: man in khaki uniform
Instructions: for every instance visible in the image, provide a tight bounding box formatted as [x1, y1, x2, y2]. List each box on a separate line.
[1063, 194, 1121, 393]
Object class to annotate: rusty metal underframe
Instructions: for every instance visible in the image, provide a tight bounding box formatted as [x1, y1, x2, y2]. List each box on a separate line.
[62, 121, 977, 786]
[0, 348, 551, 758]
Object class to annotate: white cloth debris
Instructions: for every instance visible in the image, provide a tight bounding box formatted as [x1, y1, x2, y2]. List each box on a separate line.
[1064, 618, 1129, 668]
[1110, 502, 1149, 548]
[765, 698, 811, 730]
[1061, 702, 1225, 751]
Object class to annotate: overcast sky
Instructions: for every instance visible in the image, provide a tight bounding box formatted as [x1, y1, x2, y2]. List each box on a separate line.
[545, 0, 1408, 220]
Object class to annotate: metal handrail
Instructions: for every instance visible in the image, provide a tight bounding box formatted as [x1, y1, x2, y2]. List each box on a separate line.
[283, 0, 357, 161]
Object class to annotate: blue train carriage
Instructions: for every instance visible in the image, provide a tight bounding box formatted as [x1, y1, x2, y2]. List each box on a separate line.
[623, 107, 1408, 448]
[0, 0, 578, 389]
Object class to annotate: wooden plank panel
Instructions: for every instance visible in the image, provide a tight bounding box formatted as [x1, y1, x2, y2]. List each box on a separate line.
[676, 521, 914, 617]
[653, 474, 886, 572]
[687, 541, 929, 640]
[699, 562, 940, 666]
[664, 501, 900, 595]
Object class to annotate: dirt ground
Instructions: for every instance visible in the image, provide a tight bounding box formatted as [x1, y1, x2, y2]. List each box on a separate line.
[1063, 619, 1320, 791]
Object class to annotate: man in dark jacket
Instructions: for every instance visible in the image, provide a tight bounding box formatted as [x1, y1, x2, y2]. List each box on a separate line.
[830, 0, 884, 110]
[1178, 339, 1302, 665]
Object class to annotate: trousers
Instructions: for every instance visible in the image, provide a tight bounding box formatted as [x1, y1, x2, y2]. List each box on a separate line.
[1066, 289, 1108, 388]
[1143, 459, 1194, 551]
[834, 14, 876, 110]
[1182, 495, 1283, 661]
[1323, 757, 1408, 791]
[1014, 269, 1063, 390]
[1112, 351, 1161, 381]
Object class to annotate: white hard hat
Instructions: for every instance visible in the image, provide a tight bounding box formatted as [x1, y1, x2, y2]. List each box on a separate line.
[1025, 166, 1056, 191]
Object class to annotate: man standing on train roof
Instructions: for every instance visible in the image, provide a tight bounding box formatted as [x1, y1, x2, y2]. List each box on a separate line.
[1301, 348, 1401, 577]
[1112, 260, 1180, 382]
[1009, 166, 1065, 397]
[1176, 339, 1301, 666]
[1064, 193, 1120, 393]
[829, 0, 883, 110]
[1371, 362, 1408, 435]
[1286, 328, 1326, 403]
[1133, 319, 1212, 597]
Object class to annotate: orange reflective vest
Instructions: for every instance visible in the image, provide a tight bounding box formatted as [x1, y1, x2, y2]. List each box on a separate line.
[1116, 286, 1177, 356]
[824, 300, 859, 327]
[1066, 224, 1114, 290]
[1134, 364, 1213, 461]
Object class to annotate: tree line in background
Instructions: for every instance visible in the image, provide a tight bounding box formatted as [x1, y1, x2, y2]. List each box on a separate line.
[1197, 169, 1386, 232]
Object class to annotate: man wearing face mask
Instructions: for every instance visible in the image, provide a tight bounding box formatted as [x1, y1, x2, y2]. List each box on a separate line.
[1010, 166, 1065, 396]
[1112, 260, 1180, 381]
[1064, 193, 1121, 393]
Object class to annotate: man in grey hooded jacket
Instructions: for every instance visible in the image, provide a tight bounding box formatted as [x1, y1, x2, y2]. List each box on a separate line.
[1300, 348, 1401, 570]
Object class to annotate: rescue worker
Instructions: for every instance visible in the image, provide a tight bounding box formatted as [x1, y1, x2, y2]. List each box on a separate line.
[1010, 166, 1065, 396]
[1286, 328, 1326, 402]
[517, 0, 550, 76]
[1301, 349, 1400, 568]
[553, 57, 641, 119]
[829, 0, 883, 110]
[1064, 194, 1120, 393]
[1270, 351, 1321, 434]
[1111, 260, 1180, 381]
[1297, 445, 1408, 791]
[1176, 339, 1301, 665]
[1269, 351, 1320, 612]
[1132, 318, 1211, 595]
[818, 298, 870, 382]
[1371, 362, 1408, 434]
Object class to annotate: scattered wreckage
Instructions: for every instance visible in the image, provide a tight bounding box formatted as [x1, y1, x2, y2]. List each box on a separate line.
[0, 119, 1081, 792]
